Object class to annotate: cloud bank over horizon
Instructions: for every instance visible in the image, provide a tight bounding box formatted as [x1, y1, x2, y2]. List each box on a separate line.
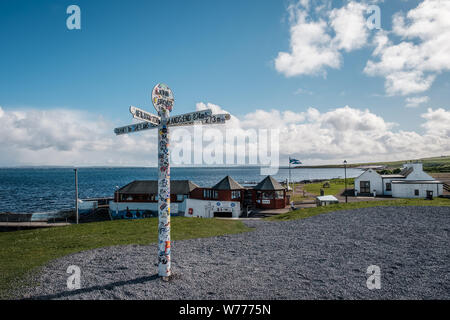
[0, 104, 448, 167]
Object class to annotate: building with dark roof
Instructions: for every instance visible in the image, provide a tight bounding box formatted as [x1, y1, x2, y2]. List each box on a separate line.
[110, 175, 289, 219]
[250, 175, 288, 209]
[190, 176, 245, 204]
[111, 180, 200, 219]
[115, 180, 199, 201]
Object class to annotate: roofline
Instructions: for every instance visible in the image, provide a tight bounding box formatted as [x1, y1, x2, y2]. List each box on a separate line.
[117, 180, 200, 193]
[391, 180, 443, 184]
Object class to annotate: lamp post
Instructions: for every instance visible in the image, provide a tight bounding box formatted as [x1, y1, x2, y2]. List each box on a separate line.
[343, 160, 347, 203]
[74, 168, 79, 224]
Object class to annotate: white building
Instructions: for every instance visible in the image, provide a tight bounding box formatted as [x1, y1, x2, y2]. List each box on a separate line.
[184, 198, 241, 218]
[316, 195, 339, 206]
[354, 162, 443, 198]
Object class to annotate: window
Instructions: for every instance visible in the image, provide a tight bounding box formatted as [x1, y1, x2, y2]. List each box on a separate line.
[414, 189, 419, 196]
[203, 189, 212, 199]
[360, 181, 370, 193]
[231, 190, 241, 199]
[275, 191, 284, 199]
[176, 194, 184, 202]
[262, 192, 273, 200]
[203, 189, 218, 199]
[386, 183, 392, 191]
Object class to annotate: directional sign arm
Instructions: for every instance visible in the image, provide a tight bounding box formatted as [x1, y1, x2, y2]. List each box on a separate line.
[167, 109, 212, 127]
[114, 122, 158, 135]
[130, 106, 161, 125]
[202, 113, 231, 125]
[165, 109, 231, 127]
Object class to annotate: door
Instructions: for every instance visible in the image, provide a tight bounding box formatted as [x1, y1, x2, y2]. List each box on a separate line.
[214, 211, 232, 218]
[360, 181, 371, 194]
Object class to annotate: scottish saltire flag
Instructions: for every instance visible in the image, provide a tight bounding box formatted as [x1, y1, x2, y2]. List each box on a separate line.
[289, 157, 302, 165]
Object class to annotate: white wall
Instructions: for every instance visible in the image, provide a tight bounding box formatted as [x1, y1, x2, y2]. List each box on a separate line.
[109, 201, 181, 215]
[392, 183, 443, 198]
[354, 169, 383, 196]
[184, 199, 241, 218]
[403, 163, 434, 180]
[381, 178, 396, 196]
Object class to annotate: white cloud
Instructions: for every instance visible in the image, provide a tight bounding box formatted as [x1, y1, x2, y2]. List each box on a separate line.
[293, 88, 313, 95]
[330, 2, 369, 52]
[237, 105, 450, 163]
[275, 1, 370, 77]
[0, 106, 157, 167]
[421, 107, 450, 137]
[405, 96, 429, 108]
[275, 9, 340, 77]
[0, 104, 448, 166]
[365, 0, 450, 96]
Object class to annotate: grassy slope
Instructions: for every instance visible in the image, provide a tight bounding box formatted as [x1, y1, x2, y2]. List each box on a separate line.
[0, 217, 251, 298]
[295, 155, 450, 172]
[303, 178, 355, 197]
[267, 198, 450, 221]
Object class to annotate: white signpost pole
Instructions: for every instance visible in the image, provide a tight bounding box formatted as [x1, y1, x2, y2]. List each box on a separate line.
[152, 84, 174, 279]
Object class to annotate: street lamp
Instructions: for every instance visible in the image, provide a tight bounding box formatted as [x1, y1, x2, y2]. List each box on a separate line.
[343, 160, 348, 203]
[74, 168, 79, 224]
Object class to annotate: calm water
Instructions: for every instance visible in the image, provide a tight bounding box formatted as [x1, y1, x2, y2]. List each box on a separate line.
[0, 167, 363, 214]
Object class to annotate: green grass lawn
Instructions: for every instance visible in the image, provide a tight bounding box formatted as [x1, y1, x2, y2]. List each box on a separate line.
[287, 183, 314, 202]
[347, 156, 450, 172]
[267, 197, 450, 222]
[0, 217, 251, 299]
[303, 178, 355, 197]
[289, 194, 313, 202]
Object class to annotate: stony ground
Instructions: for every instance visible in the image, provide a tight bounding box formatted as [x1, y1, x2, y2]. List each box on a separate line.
[17, 206, 450, 300]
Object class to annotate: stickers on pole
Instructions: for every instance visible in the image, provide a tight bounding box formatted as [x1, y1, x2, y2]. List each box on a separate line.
[152, 83, 174, 114]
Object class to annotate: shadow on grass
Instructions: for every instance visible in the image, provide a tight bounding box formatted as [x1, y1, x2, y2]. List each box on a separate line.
[27, 274, 160, 300]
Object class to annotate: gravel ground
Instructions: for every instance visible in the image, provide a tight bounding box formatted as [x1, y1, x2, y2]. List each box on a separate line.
[17, 206, 450, 300]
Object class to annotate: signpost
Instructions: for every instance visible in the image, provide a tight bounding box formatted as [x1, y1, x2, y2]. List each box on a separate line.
[114, 83, 231, 280]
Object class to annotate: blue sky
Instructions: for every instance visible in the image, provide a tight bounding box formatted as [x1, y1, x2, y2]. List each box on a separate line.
[0, 0, 449, 166]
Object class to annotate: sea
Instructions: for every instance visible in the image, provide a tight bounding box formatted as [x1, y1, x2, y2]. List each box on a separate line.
[0, 167, 363, 216]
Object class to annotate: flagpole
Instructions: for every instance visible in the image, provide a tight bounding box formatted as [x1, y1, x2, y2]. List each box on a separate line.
[291, 160, 294, 196]
[289, 157, 292, 195]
